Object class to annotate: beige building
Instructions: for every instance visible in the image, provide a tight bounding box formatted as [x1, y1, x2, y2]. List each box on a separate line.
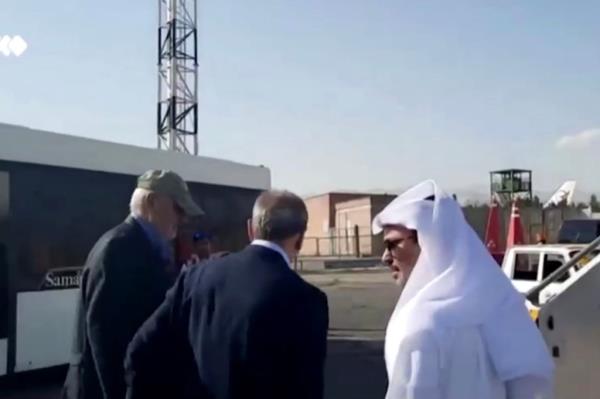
[302, 192, 395, 257]
[303, 192, 592, 258]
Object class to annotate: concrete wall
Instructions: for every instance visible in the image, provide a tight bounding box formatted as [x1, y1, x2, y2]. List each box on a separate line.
[370, 195, 396, 256]
[304, 199, 588, 257]
[329, 194, 367, 225]
[303, 193, 365, 256]
[303, 195, 329, 256]
[303, 194, 395, 257]
[304, 190, 590, 258]
[462, 205, 588, 246]
[305, 194, 332, 239]
[335, 198, 372, 231]
[335, 198, 372, 256]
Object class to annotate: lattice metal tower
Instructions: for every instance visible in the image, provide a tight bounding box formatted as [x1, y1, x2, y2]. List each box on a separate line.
[157, 0, 198, 154]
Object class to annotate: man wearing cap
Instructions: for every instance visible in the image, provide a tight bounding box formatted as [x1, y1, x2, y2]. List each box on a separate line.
[62, 170, 203, 399]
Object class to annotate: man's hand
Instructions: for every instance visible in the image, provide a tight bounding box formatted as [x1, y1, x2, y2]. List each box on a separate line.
[186, 254, 201, 266]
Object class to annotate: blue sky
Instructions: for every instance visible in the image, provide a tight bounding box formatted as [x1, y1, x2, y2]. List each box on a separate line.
[1, 0, 599, 197]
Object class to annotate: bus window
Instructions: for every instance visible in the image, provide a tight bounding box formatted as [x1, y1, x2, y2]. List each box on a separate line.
[0, 243, 7, 338]
[558, 220, 600, 244]
[0, 172, 8, 339]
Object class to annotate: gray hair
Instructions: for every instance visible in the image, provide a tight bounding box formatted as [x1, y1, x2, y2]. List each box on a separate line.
[251, 190, 308, 242]
[129, 188, 153, 218]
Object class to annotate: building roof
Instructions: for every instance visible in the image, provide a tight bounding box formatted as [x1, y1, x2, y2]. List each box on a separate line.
[334, 196, 372, 210]
[0, 123, 271, 190]
[303, 191, 395, 201]
[490, 169, 532, 174]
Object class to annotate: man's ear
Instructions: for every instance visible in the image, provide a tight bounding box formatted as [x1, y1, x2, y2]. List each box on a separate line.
[146, 192, 158, 209]
[294, 233, 305, 251]
[247, 219, 254, 242]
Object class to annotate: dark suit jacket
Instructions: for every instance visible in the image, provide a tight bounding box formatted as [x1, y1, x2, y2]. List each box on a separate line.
[62, 217, 173, 399]
[124, 244, 329, 399]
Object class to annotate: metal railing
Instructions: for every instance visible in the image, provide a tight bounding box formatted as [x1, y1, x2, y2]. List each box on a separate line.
[301, 234, 375, 257]
[301, 225, 376, 258]
[526, 234, 600, 304]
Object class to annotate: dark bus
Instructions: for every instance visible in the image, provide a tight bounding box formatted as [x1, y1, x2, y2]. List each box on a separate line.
[557, 219, 600, 244]
[0, 123, 270, 376]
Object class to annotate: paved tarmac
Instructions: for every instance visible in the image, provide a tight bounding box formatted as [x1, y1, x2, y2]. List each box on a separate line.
[0, 268, 398, 399]
[307, 268, 397, 399]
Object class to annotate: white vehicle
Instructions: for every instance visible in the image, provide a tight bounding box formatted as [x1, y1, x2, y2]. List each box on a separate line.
[501, 244, 599, 304]
[0, 123, 271, 377]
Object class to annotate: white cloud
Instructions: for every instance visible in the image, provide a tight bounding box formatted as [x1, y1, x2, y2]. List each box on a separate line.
[556, 128, 600, 149]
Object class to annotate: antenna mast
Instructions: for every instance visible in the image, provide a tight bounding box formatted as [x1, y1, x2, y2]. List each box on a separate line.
[157, 0, 198, 154]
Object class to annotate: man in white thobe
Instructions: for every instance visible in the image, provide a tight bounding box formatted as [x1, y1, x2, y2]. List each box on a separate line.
[373, 180, 554, 399]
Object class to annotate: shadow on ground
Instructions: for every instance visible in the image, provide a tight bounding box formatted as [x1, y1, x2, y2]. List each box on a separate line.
[0, 367, 64, 399]
[0, 339, 387, 399]
[1, 270, 396, 399]
[325, 338, 387, 399]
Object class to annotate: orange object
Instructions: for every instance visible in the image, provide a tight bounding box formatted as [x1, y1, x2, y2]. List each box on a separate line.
[506, 200, 526, 247]
[485, 197, 505, 263]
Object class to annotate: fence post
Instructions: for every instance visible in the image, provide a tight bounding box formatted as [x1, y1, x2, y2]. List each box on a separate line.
[330, 231, 335, 256]
[353, 225, 360, 258]
[316, 238, 320, 257]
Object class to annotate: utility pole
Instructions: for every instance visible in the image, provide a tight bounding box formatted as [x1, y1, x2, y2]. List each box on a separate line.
[157, 0, 198, 154]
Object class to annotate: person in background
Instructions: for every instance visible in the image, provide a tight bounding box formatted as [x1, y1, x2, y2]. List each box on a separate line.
[124, 190, 329, 399]
[187, 231, 231, 264]
[536, 233, 547, 245]
[375, 180, 554, 399]
[184, 230, 213, 265]
[177, 229, 230, 272]
[62, 169, 203, 399]
[175, 228, 204, 270]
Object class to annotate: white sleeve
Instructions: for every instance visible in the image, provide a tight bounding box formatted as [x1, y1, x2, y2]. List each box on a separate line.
[386, 331, 442, 399]
[506, 375, 554, 399]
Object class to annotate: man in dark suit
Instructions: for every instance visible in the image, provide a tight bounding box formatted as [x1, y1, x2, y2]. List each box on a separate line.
[62, 170, 204, 399]
[124, 190, 329, 399]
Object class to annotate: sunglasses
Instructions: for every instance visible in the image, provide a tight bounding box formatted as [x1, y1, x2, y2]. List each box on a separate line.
[384, 234, 416, 252]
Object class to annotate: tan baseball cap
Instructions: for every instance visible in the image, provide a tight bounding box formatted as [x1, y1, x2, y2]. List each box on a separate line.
[137, 170, 204, 216]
